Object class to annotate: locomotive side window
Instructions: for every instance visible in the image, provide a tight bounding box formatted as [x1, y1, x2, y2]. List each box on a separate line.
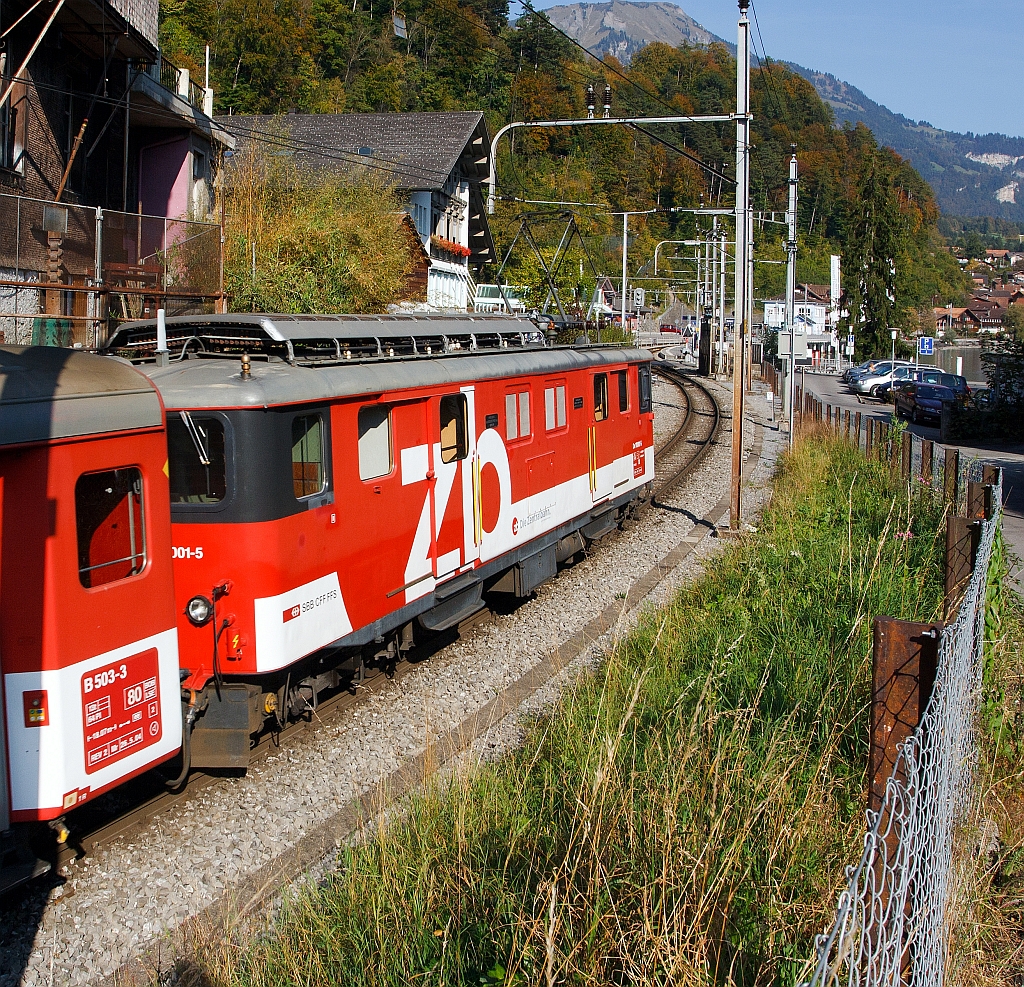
[292, 414, 326, 498]
[638, 365, 653, 414]
[167, 415, 227, 503]
[75, 468, 146, 588]
[358, 405, 393, 480]
[505, 390, 531, 441]
[440, 393, 468, 463]
[594, 374, 609, 422]
[544, 385, 566, 431]
[617, 371, 629, 413]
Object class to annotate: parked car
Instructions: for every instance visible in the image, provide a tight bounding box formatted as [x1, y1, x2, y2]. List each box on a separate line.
[876, 364, 919, 400]
[894, 383, 956, 424]
[850, 362, 913, 397]
[843, 359, 887, 384]
[892, 370, 970, 406]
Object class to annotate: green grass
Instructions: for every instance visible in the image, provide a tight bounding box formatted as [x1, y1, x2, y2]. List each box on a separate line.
[209, 435, 954, 987]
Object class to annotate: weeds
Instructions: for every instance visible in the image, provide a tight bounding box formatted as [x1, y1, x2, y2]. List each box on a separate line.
[208, 436, 964, 986]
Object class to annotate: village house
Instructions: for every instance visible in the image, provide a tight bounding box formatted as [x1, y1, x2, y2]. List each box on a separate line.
[933, 307, 982, 334]
[218, 112, 496, 312]
[985, 248, 1011, 268]
[0, 0, 233, 345]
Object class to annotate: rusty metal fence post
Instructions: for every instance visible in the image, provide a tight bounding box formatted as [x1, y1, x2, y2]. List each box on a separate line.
[944, 516, 981, 620]
[967, 481, 994, 522]
[870, 617, 941, 811]
[901, 432, 912, 480]
[855, 412, 862, 451]
[944, 448, 959, 510]
[920, 439, 933, 488]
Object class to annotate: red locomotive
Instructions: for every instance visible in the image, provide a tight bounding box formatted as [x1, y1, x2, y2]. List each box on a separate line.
[0, 314, 653, 891]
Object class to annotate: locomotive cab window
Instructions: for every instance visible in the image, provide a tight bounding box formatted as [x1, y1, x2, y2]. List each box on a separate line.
[638, 365, 653, 414]
[292, 414, 326, 498]
[167, 414, 227, 503]
[593, 374, 609, 422]
[617, 370, 629, 413]
[358, 405, 393, 480]
[76, 468, 146, 588]
[440, 394, 468, 463]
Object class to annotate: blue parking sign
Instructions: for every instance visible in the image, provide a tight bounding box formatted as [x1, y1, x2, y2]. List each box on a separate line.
[918, 336, 934, 356]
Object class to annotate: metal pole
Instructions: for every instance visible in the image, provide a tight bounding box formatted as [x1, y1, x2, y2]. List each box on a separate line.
[730, 0, 751, 530]
[621, 212, 628, 331]
[122, 60, 131, 213]
[486, 113, 735, 213]
[719, 229, 727, 377]
[786, 147, 798, 450]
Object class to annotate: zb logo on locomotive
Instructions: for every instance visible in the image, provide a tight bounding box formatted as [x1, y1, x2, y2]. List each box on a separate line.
[80, 647, 162, 774]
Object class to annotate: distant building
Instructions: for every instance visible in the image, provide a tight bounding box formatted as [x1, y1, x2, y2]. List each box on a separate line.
[762, 283, 834, 333]
[218, 112, 496, 311]
[985, 249, 1011, 268]
[475, 285, 529, 313]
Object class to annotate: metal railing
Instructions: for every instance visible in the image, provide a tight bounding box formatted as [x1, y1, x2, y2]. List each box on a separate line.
[796, 409, 1002, 987]
[0, 191, 221, 348]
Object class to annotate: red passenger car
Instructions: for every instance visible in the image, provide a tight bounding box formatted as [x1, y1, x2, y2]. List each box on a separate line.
[0, 347, 181, 891]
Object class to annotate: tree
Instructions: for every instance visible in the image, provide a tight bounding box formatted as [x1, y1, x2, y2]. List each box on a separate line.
[844, 148, 908, 357]
[1003, 304, 1024, 341]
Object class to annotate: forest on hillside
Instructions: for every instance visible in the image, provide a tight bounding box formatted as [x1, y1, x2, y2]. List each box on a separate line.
[161, 0, 969, 352]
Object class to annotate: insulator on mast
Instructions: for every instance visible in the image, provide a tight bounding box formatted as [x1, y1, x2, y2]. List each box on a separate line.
[602, 84, 612, 119]
[586, 84, 595, 119]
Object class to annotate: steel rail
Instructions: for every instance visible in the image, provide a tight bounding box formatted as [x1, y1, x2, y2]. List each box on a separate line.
[55, 369, 721, 869]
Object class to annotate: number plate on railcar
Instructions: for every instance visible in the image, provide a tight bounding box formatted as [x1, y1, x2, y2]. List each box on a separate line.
[80, 648, 162, 773]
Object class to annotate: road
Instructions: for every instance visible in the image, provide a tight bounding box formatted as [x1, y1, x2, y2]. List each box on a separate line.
[803, 372, 1024, 596]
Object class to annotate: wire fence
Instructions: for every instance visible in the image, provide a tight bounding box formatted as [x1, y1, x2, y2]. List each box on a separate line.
[0, 191, 221, 348]
[800, 467, 1001, 987]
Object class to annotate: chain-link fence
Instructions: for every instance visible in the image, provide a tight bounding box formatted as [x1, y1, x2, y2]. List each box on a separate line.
[801, 467, 1001, 987]
[0, 191, 220, 348]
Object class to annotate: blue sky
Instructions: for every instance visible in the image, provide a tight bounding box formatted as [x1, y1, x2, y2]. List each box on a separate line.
[531, 0, 1024, 138]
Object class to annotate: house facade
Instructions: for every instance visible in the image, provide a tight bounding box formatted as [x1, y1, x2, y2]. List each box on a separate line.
[218, 112, 496, 312]
[0, 0, 233, 345]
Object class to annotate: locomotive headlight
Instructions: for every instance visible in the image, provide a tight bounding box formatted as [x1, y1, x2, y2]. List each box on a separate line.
[186, 594, 214, 626]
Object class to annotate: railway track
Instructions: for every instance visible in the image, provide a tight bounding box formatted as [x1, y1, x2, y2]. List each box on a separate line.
[53, 363, 720, 875]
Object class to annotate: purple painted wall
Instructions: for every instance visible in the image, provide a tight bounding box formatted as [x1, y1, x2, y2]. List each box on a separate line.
[139, 137, 189, 220]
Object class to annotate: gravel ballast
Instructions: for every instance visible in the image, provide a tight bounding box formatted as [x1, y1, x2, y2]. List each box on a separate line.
[0, 376, 785, 987]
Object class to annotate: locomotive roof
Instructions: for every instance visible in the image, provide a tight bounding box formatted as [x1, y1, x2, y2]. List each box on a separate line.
[0, 346, 163, 446]
[105, 312, 650, 410]
[142, 343, 649, 410]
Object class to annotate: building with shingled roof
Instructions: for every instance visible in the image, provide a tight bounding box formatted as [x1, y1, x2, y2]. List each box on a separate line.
[217, 112, 496, 311]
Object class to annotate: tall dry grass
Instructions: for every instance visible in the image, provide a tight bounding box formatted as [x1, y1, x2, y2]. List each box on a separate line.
[223, 136, 416, 314]
[206, 435, 958, 986]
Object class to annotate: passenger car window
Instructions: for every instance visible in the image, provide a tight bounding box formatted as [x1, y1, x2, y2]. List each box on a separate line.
[76, 468, 145, 588]
[617, 370, 629, 412]
[594, 374, 608, 422]
[638, 365, 652, 414]
[440, 394, 468, 463]
[292, 414, 326, 498]
[167, 414, 227, 504]
[358, 405, 392, 480]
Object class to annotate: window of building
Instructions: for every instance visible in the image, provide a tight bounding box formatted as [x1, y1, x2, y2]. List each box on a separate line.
[192, 150, 207, 182]
[617, 370, 629, 413]
[76, 468, 145, 588]
[440, 393, 468, 463]
[505, 390, 531, 441]
[593, 374, 608, 421]
[638, 365, 652, 414]
[358, 405, 393, 480]
[167, 414, 227, 504]
[292, 414, 326, 498]
[544, 384, 567, 431]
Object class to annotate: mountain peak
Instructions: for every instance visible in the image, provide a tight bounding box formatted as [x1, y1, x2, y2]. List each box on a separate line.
[545, 1, 727, 64]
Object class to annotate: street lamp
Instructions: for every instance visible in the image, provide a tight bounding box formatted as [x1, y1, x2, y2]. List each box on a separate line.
[890, 328, 898, 366]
